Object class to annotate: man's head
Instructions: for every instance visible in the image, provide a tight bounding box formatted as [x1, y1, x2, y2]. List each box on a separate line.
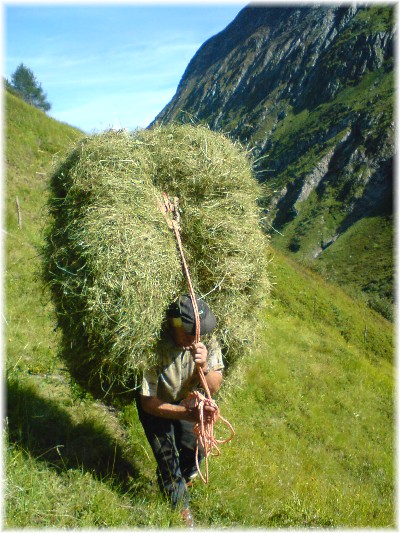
[167, 294, 217, 346]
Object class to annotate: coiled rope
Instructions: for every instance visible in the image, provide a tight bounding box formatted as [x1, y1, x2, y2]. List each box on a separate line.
[161, 192, 235, 483]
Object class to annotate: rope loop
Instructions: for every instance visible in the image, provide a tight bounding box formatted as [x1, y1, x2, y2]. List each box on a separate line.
[184, 391, 235, 484]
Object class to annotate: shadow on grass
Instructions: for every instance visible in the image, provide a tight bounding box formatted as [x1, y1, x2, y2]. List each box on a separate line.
[6, 378, 146, 494]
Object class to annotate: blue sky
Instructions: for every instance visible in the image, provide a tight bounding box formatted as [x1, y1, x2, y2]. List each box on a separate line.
[5, 3, 247, 133]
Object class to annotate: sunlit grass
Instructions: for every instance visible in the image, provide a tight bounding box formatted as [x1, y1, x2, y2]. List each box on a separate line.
[5, 90, 394, 528]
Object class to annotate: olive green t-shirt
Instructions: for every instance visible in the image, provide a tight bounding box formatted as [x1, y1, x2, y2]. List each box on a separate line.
[141, 336, 224, 403]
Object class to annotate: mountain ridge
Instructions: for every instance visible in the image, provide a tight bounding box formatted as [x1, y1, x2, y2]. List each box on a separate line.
[152, 4, 395, 319]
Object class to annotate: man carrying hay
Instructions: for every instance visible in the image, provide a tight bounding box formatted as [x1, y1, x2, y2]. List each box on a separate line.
[136, 294, 223, 527]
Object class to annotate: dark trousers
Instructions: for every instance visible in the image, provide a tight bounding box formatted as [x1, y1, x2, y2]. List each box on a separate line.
[136, 395, 203, 509]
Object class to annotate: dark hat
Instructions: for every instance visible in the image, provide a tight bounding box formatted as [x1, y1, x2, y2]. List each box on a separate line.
[167, 294, 217, 336]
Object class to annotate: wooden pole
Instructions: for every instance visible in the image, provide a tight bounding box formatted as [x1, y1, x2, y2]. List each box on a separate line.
[15, 196, 22, 229]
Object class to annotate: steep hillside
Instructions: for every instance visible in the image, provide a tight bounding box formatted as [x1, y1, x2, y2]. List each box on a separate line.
[5, 85, 394, 529]
[153, 4, 394, 319]
[5, 91, 83, 378]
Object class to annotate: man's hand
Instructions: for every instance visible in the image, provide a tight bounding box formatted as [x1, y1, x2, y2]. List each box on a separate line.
[187, 341, 208, 370]
[203, 401, 218, 422]
[140, 395, 218, 423]
[181, 395, 219, 423]
[183, 340, 223, 397]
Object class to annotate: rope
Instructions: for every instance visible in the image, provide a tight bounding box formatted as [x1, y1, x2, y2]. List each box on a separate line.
[184, 391, 235, 483]
[161, 192, 235, 483]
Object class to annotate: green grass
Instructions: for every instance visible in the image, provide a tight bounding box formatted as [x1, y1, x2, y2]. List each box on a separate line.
[5, 92, 83, 377]
[272, 185, 394, 320]
[199, 250, 393, 527]
[5, 90, 395, 528]
[315, 214, 394, 318]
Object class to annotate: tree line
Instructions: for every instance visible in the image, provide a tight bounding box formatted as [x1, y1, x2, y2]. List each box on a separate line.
[6, 63, 51, 112]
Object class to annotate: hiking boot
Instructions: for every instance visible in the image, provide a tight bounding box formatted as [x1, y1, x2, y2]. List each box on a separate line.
[185, 471, 199, 488]
[184, 467, 199, 487]
[181, 508, 194, 529]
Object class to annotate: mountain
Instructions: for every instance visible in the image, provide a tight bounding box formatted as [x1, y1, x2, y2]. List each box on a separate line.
[153, 4, 395, 319]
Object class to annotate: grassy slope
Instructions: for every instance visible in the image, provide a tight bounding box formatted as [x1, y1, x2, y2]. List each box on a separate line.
[5, 92, 83, 376]
[5, 92, 394, 528]
[314, 214, 394, 318]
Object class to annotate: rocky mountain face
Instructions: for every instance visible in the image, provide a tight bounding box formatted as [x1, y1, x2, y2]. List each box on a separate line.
[153, 4, 395, 318]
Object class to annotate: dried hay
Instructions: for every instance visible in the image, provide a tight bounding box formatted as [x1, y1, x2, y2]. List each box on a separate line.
[44, 124, 270, 398]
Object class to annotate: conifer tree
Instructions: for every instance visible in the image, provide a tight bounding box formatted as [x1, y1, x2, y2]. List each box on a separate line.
[10, 63, 51, 112]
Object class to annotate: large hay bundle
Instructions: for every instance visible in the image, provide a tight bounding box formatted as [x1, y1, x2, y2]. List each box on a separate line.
[44, 124, 270, 396]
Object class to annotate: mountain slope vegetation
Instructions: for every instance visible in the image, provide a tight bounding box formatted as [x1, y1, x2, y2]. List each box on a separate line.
[153, 4, 394, 320]
[4, 90, 394, 527]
